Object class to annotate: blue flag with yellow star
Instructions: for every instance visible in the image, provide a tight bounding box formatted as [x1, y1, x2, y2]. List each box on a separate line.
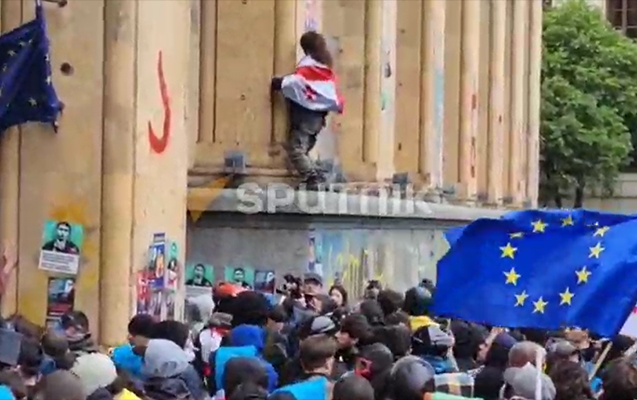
[0, 0, 61, 133]
[432, 209, 637, 337]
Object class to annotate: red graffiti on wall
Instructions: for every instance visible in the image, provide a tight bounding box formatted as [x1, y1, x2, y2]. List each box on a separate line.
[148, 51, 172, 154]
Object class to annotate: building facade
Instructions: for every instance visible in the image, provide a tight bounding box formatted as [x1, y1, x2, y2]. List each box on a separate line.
[0, 0, 541, 344]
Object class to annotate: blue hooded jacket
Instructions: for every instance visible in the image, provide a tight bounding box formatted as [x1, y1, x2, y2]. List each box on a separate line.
[111, 344, 144, 381]
[212, 324, 278, 393]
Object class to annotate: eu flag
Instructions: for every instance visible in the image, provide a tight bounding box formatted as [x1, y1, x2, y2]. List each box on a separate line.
[0, 0, 61, 133]
[432, 209, 637, 337]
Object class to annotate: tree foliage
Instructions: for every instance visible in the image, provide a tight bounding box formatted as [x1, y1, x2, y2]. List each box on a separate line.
[541, 0, 637, 208]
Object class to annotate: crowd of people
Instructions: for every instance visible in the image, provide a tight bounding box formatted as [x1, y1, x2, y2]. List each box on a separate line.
[0, 273, 634, 400]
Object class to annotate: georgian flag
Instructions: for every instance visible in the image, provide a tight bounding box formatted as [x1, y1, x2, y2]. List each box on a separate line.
[280, 56, 344, 114]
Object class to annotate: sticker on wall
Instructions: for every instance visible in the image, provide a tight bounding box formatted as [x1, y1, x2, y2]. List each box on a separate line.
[185, 263, 214, 298]
[148, 233, 166, 289]
[38, 220, 84, 275]
[254, 270, 276, 294]
[224, 266, 254, 289]
[46, 277, 75, 329]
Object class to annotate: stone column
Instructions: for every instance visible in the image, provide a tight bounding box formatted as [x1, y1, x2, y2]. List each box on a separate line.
[527, 0, 543, 207]
[363, 0, 382, 169]
[509, 0, 529, 205]
[458, 0, 480, 200]
[487, 0, 507, 204]
[101, 0, 190, 345]
[419, 0, 446, 190]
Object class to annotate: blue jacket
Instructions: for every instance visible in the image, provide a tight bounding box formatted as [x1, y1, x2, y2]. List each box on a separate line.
[111, 344, 144, 381]
[271, 376, 330, 400]
[211, 324, 278, 393]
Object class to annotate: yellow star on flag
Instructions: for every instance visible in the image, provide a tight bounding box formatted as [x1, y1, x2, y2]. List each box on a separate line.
[28, 98, 37, 106]
[514, 291, 528, 307]
[561, 215, 574, 227]
[594, 226, 610, 237]
[575, 267, 591, 284]
[559, 288, 574, 305]
[509, 232, 524, 239]
[503, 267, 521, 285]
[531, 220, 547, 233]
[500, 243, 517, 259]
[533, 297, 548, 314]
[589, 242, 604, 258]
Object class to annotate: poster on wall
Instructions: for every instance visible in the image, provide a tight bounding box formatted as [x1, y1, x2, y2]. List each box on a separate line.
[185, 263, 214, 298]
[136, 271, 150, 315]
[307, 231, 323, 276]
[46, 277, 75, 329]
[254, 270, 276, 293]
[224, 266, 254, 289]
[166, 241, 180, 291]
[38, 220, 84, 275]
[148, 233, 166, 289]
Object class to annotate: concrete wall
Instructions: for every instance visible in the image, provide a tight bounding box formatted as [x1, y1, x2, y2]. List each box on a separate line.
[188, 212, 460, 299]
[585, 173, 637, 213]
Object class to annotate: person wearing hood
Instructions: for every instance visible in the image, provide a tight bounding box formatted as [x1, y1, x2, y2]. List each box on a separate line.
[110, 314, 156, 382]
[211, 324, 278, 397]
[71, 352, 142, 400]
[412, 325, 475, 397]
[474, 332, 517, 400]
[187, 294, 216, 339]
[60, 310, 98, 356]
[499, 362, 556, 400]
[269, 334, 336, 400]
[136, 338, 208, 400]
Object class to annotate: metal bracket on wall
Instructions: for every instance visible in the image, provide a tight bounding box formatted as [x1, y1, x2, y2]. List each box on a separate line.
[224, 151, 247, 175]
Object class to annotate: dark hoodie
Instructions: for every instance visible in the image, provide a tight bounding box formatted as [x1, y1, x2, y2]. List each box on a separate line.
[474, 332, 517, 400]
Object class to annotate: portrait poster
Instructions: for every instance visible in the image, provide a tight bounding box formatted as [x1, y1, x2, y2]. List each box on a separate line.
[224, 266, 254, 289]
[46, 277, 75, 329]
[136, 271, 151, 314]
[254, 270, 276, 293]
[185, 263, 214, 298]
[307, 231, 323, 276]
[38, 220, 84, 275]
[165, 241, 180, 291]
[147, 233, 166, 289]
